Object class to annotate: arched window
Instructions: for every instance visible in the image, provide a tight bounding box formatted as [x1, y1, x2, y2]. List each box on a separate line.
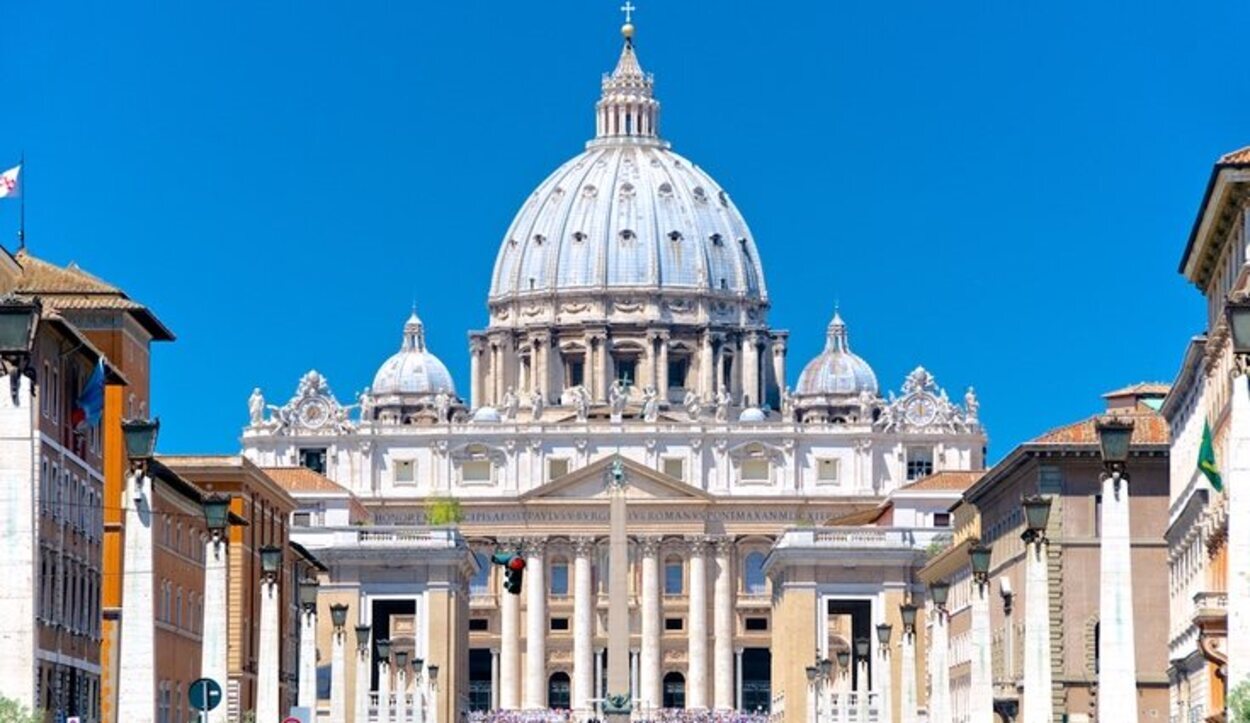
[548, 672, 571, 709]
[663, 672, 686, 709]
[470, 552, 490, 594]
[550, 559, 569, 596]
[744, 552, 767, 595]
[664, 557, 683, 596]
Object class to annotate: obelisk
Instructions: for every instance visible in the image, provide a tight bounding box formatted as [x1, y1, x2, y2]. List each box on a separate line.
[605, 458, 632, 720]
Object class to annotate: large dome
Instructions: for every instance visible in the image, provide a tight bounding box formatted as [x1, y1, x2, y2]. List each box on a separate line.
[488, 35, 767, 304]
[371, 312, 456, 396]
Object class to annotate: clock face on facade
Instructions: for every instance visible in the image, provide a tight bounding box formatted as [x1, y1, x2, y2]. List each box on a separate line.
[904, 396, 937, 427]
[298, 398, 331, 429]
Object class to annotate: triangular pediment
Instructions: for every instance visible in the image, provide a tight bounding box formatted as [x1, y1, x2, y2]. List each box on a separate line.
[520, 455, 712, 502]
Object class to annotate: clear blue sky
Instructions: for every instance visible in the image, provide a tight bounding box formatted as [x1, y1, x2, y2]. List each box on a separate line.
[3, 1, 1246, 459]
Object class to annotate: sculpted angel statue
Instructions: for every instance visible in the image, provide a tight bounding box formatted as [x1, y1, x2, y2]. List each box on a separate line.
[357, 387, 374, 421]
[609, 379, 628, 420]
[683, 389, 702, 420]
[715, 389, 731, 422]
[248, 388, 265, 426]
[641, 386, 659, 422]
[435, 391, 451, 423]
[574, 386, 591, 422]
[964, 386, 980, 422]
[530, 389, 545, 421]
[502, 386, 519, 421]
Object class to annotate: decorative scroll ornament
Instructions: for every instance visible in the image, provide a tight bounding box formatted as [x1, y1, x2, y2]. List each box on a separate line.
[875, 366, 974, 434]
[261, 370, 355, 435]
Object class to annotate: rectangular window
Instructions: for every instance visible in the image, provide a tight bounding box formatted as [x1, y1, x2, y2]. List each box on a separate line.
[615, 359, 637, 385]
[462, 460, 492, 483]
[550, 617, 570, 632]
[745, 617, 769, 631]
[933, 512, 951, 528]
[298, 448, 327, 475]
[741, 459, 770, 483]
[1094, 494, 1102, 538]
[667, 358, 688, 389]
[469, 618, 489, 632]
[664, 617, 684, 631]
[394, 459, 415, 484]
[816, 458, 839, 482]
[664, 561, 683, 595]
[663, 457, 685, 480]
[550, 563, 569, 596]
[292, 512, 311, 527]
[568, 359, 585, 388]
[548, 458, 570, 481]
[906, 447, 934, 480]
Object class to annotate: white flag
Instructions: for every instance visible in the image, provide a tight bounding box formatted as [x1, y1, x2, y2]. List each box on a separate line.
[0, 164, 19, 198]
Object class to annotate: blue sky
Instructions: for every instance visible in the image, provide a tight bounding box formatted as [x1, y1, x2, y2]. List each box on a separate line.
[2, 1, 1246, 459]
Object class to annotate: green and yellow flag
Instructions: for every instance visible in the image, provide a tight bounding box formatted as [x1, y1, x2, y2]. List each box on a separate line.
[1199, 419, 1224, 492]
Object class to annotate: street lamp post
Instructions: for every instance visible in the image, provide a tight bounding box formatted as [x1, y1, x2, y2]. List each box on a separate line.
[806, 652, 834, 723]
[1225, 298, 1250, 686]
[835, 650, 850, 723]
[899, 602, 919, 723]
[329, 603, 349, 723]
[1095, 416, 1139, 722]
[395, 651, 409, 723]
[256, 545, 284, 723]
[201, 495, 231, 723]
[0, 294, 41, 403]
[853, 638, 871, 723]
[876, 624, 893, 723]
[377, 639, 393, 723]
[928, 581, 952, 723]
[969, 541, 994, 723]
[297, 578, 320, 710]
[412, 658, 426, 723]
[354, 624, 372, 723]
[116, 417, 160, 723]
[1021, 496, 1054, 723]
[427, 663, 440, 723]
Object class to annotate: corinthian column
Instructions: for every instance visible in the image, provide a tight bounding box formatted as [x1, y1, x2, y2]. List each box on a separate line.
[524, 538, 548, 709]
[712, 537, 735, 710]
[573, 537, 596, 717]
[686, 537, 709, 710]
[500, 542, 522, 710]
[639, 536, 663, 711]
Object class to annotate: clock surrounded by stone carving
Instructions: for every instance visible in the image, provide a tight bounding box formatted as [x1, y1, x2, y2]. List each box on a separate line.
[297, 398, 331, 429]
[904, 396, 937, 427]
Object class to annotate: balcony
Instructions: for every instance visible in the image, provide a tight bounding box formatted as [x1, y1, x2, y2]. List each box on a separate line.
[1192, 591, 1228, 630]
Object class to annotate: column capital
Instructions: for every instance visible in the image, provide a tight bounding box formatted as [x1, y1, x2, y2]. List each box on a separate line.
[522, 537, 547, 557]
[572, 536, 598, 557]
[684, 535, 710, 555]
[708, 535, 736, 556]
[647, 329, 671, 343]
[637, 535, 663, 556]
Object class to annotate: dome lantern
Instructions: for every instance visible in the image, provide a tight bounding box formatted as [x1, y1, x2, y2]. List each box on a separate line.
[593, 12, 661, 146]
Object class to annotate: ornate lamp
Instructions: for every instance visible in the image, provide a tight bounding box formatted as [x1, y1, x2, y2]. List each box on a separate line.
[900, 602, 918, 634]
[413, 657, 425, 680]
[854, 637, 870, 659]
[329, 603, 349, 629]
[121, 418, 160, 472]
[805, 665, 819, 683]
[1096, 417, 1134, 473]
[969, 541, 993, 584]
[376, 638, 392, 661]
[427, 664, 439, 686]
[835, 650, 850, 670]
[819, 657, 833, 679]
[259, 546, 283, 582]
[1225, 297, 1250, 355]
[876, 623, 893, 649]
[298, 579, 319, 611]
[929, 580, 951, 611]
[203, 494, 231, 539]
[355, 624, 371, 651]
[1022, 496, 1052, 544]
[0, 295, 41, 400]
[395, 651, 409, 671]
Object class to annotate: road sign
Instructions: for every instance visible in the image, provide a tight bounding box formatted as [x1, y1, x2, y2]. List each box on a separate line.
[188, 677, 223, 712]
[283, 718, 302, 723]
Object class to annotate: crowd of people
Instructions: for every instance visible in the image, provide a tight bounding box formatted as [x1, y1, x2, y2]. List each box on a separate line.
[466, 710, 772, 723]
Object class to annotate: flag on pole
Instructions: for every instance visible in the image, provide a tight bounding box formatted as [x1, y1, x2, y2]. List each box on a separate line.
[71, 358, 105, 429]
[0, 164, 20, 198]
[1198, 418, 1223, 492]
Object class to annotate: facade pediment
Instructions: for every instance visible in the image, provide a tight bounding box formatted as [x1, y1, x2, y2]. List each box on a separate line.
[520, 455, 712, 502]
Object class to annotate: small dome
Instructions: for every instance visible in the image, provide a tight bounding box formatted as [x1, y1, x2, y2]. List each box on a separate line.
[371, 311, 456, 396]
[738, 407, 767, 423]
[471, 406, 502, 424]
[796, 312, 878, 397]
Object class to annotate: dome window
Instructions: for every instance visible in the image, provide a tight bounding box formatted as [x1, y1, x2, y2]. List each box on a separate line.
[533, 234, 546, 246]
[657, 182, 674, 199]
[692, 187, 708, 203]
[709, 233, 724, 247]
[720, 279, 728, 290]
[507, 238, 518, 249]
[719, 190, 730, 207]
[619, 182, 636, 200]
[619, 229, 637, 244]
[572, 231, 587, 243]
[581, 184, 598, 198]
[668, 231, 683, 242]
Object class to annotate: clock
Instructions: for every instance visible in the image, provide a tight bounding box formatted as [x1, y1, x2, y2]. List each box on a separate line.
[297, 398, 331, 429]
[904, 396, 937, 427]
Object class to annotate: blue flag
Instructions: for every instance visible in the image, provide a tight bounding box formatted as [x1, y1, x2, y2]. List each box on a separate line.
[72, 358, 105, 429]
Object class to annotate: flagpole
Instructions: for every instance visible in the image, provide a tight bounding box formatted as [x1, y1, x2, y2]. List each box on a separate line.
[17, 150, 25, 251]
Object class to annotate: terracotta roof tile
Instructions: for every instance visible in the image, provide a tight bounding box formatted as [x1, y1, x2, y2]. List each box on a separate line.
[1219, 146, 1250, 165]
[897, 470, 983, 492]
[1102, 382, 1170, 398]
[1029, 409, 1169, 446]
[15, 251, 120, 294]
[261, 467, 351, 494]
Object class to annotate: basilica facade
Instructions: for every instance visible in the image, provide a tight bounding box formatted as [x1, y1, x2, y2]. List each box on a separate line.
[241, 20, 986, 722]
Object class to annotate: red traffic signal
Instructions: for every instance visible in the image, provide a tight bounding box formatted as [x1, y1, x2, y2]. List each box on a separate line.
[507, 556, 527, 571]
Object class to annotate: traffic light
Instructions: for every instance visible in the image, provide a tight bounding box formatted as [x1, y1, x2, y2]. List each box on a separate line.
[491, 551, 527, 595]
